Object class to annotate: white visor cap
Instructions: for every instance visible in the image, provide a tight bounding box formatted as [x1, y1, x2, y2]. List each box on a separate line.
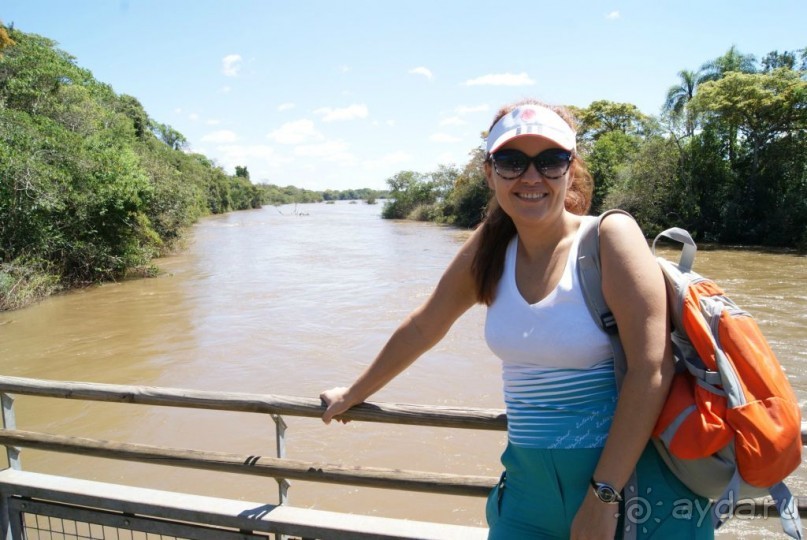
[486, 105, 576, 154]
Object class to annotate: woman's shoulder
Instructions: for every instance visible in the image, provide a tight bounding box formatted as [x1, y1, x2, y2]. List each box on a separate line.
[597, 211, 642, 241]
[597, 211, 650, 262]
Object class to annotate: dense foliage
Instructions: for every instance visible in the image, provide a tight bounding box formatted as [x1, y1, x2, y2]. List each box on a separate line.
[381, 46, 807, 249]
[0, 28, 265, 309]
[0, 27, 383, 310]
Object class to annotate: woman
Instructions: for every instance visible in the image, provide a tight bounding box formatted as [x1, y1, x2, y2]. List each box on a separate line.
[321, 99, 712, 539]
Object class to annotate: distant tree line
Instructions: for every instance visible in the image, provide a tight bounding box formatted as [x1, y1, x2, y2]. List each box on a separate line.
[0, 26, 382, 310]
[257, 184, 386, 206]
[236, 167, 387, 206]
[381, 45, 807, 249]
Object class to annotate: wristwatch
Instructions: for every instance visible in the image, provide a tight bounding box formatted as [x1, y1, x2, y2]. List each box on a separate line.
[590, 478, 623, 504]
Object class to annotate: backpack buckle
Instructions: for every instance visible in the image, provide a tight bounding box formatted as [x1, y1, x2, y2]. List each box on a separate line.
[601, 312, 618, 334]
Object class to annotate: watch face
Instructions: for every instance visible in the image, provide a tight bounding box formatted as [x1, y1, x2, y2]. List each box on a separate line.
[592, 481, 622, 504]
[597, 485, 618, 503]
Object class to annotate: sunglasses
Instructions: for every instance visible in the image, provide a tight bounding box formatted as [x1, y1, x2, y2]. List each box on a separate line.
[490, 149, 573, 180]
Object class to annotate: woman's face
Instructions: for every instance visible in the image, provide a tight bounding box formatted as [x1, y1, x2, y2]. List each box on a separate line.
[485, 135, 572, 227]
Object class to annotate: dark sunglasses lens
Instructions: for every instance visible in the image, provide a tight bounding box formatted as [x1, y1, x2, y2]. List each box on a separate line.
[535, 150, 572, 179]
[493, 151, 529, 179]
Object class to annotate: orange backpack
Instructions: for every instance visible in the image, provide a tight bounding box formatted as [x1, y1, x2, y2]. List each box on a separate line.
[578, 211, 803, 538]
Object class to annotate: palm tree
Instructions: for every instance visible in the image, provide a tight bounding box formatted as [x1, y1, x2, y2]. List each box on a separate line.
[664, 69, 706, 136]
[698, 46, 757, 164]
[700, 45, 757, 82]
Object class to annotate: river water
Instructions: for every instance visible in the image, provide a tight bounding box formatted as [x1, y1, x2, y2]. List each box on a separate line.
[1, 201, 805, 538]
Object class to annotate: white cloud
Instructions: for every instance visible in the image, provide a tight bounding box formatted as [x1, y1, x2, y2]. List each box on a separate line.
[314, 104, 369, 122]
[215, 144, 288, 176]
[188, 112, 199, 121]
[294, 140, 354, 164]
[464, 73, 535, 86]
[219, 86, 232, 94]
[409, 66, 433, 80]
[267, 119, 324, 144]
[606, 10, 620, 20]
[222, 54, 242, 77]
[201, 130, 238, 143]
[430, 133, 461, 143]
[206, 119, 221, 126]
[364, 151, 411, 170]
[277, 102, 295, 112]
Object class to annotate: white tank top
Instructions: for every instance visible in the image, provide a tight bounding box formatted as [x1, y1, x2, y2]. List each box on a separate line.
[484, 217, 617, 448]
[485, 217, 612, 368]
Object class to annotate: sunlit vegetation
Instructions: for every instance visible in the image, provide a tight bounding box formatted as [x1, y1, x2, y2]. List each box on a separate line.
[382, 46, 807, 249]
[0, 25, 383, 310]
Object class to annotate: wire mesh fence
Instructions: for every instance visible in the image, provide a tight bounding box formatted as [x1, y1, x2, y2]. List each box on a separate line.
[9, 497, 271, 540]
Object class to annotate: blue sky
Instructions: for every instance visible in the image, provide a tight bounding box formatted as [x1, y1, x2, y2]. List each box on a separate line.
[3, 1, 805, 191]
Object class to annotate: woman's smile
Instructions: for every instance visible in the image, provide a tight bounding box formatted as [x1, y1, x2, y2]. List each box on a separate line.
[515, 191, 548, 201]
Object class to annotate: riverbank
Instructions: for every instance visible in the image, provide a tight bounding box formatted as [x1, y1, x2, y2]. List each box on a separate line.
[0, 260, 61, 311]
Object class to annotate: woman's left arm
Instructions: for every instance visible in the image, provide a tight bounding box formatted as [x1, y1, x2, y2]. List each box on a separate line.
[571, 213, 675, 539]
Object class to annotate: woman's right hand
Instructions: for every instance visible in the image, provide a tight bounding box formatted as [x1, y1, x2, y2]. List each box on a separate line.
[320, 386, 357, 424]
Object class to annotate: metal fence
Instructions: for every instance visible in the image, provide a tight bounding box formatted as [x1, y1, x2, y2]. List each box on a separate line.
[0, 376, 496, 540]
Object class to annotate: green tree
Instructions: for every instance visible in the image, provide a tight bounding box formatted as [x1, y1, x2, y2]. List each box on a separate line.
[603, 136, 682, 236]
[572, 100, 650, 144]
[585, 130, 642, 214]
[700, 45, 757, 81]
[761, 50, 798, 72]
[381, 170, 433, 219]
[692, 68, 807, 174]
[235, 165, 250, 179]
[116, 94, 150, 140]
[698, 46, 759, 165]
[150, 121, 187, 151]
[441, 148, 489, 228]
[0, 31, 92, 115]
[430, 164, 460, 200]
[691, 68, 807, 244]
[664, 69, 708, 136]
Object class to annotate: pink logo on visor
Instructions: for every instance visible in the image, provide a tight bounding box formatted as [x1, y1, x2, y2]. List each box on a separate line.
[519, 109, 536, 122]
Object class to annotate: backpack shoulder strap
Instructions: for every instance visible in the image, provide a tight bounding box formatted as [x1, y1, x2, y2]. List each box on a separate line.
[577, 210, 641, 540]
[577, 209, 633, 389]
[652, 227, 697, 272]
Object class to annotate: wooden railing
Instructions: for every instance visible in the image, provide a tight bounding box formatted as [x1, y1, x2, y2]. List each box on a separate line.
[0, 376, 505, 498]
[0, 374, 806, 520]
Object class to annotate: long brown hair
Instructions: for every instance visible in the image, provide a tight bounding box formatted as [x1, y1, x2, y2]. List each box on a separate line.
[472, 99, 594, 305]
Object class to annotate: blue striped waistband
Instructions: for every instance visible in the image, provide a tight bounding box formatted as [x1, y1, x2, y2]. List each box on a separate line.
[503, 360, 617, 449]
